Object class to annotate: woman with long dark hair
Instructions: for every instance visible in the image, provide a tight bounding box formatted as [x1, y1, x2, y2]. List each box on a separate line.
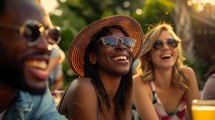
[58, 15, 144, 120]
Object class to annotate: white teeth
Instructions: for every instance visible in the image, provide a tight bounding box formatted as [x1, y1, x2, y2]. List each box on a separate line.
[161, 54, 171, 58]
[28, 61, 47, 70]
[113, 56, 127, 60]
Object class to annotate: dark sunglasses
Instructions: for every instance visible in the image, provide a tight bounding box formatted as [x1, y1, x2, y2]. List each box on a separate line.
[0, 19, 61, 46]
[96, 36, 136, 49]
[153, 39, 179, 50]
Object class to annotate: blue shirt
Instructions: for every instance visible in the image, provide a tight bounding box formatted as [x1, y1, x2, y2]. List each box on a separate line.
[3, 87, 67, 120]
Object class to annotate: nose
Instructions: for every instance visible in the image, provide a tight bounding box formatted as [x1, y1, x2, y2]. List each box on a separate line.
[35, 35, 52, 54]
[115, 39, 126, 50]
[162, 42, 170, 50]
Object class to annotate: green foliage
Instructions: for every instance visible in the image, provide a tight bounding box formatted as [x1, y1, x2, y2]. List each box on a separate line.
[49, 0, 177, 87]
[183, 55, 210, 90]
[135, 0, 175, 33]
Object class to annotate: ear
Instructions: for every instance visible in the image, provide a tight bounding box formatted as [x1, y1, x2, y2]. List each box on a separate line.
[89, 52, 96, 64]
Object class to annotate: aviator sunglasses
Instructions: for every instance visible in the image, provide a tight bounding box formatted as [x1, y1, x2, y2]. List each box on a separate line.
[153, 39, 179, 50]
[96, 36, 136, 49]
[0, 19, 61, 46]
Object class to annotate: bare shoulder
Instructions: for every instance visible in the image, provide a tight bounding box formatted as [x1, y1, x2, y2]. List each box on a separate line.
[180, 66, 195, 74]
[67, 77, 97, 99]
[132, 74, 151, 96]
[180, 66, 196, 79]
[180, 66, 199, 89]
[58, 77, 97, 117]
[69, 78, 95, 90]
[133, 74, 148, 86]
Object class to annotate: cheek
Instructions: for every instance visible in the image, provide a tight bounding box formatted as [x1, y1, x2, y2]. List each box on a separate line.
[1, 33, 27, 59]
[149, 51, 158, 60]
[128, 48, 134, 57]
[173, 49, 178, 58]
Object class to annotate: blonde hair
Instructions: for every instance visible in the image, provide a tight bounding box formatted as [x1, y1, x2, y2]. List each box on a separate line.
[137, 23, 189, 90]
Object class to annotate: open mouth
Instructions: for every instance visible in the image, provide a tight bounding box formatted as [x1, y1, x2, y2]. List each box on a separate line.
[112, 56, 128, 61]
[25, 59, 49, 81]
[160, 53, 172, 59]
[28, 60, 48, 70]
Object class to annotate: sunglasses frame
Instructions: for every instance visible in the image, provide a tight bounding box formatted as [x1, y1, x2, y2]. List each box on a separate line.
[97, 36, 136, 49]
[153, 39, 179, 50]
[0, 19, 61, 46]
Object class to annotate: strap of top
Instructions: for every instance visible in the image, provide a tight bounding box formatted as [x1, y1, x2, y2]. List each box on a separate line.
[148, 80, 187, 119]
[149, 81, 157, 104]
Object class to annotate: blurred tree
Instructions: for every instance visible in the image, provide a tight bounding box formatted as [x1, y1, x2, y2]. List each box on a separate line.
[49, 0, 175, 86]
[135, 0, 175, 32]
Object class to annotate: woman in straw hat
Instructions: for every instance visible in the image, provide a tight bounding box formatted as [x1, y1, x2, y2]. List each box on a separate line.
[132, 23, 200, 120]
[57, 15, 144, 120]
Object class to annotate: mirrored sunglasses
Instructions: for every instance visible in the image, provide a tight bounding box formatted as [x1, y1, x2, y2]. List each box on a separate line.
[0, 19, 61, 46]
[153, 39, 179, 50]
[96, 36, 136, 49]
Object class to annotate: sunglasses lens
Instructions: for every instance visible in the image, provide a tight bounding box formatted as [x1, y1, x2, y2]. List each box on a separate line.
[23, 23, 40, 43]
[167, 39, 178, 48]
[20, 19, 61, 46]
[153, 39, 178, 50]
[122, 37, 136, 48]
[47, 28, 61, 44]
[103, 37, 117, 47]
[153, 40, 163, 50]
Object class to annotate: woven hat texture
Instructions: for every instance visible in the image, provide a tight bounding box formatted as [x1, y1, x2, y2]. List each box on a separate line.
[68, 15, 144, 77]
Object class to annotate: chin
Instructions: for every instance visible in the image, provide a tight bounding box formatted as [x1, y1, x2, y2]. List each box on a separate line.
[24, 78, 47, 95]
[0, 68, 46, 95]
[24, 86, 46, 95]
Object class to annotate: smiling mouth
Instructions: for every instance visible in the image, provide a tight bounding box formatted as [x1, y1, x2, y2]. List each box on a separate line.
[27, 60, 48, 70]
[160, 54, 171, 59]
[25, 59, 49, 81]
[112, 56, 128, 61]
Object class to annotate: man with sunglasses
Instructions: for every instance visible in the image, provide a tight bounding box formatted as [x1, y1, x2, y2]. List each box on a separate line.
[0, 0, 66, 119]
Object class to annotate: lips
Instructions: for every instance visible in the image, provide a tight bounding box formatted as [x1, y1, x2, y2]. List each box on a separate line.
[113, 56, 128, 60]
[160, 53, 172, 59]
[25, 59, 49, 81]
[112, 55, 129, 64]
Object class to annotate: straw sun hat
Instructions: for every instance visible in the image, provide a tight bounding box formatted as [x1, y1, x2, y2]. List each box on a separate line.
[68, 15, 144, 77]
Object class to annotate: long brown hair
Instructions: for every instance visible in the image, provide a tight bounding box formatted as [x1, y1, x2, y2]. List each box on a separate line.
[137, 23, 189, 90]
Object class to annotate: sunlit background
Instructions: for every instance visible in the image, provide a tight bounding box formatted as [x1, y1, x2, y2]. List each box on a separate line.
[40, 0, 215, 90]
[41, 0, 58, 13]
[41, 0, 215, 13]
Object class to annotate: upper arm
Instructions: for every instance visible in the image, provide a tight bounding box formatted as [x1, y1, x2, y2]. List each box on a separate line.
[59, 78, 98, 120]
[181, 67, 200, 117]
[132, 75, 159, 120]
[202, 74, 215, 99]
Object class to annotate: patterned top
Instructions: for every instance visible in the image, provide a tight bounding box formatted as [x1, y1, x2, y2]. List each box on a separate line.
[149, 81, 187, 120]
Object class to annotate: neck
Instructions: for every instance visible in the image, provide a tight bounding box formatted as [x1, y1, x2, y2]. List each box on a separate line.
[98, 72, 121, 101]
[0, 83, 17, 113]
[154, 68, 173, 88]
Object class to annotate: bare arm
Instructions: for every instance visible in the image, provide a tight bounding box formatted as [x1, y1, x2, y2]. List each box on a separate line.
[132, 75, 159, 120]
[58, 78, 98, 120]
[182, 67, 200, 119]
[202, 74, 215, 100]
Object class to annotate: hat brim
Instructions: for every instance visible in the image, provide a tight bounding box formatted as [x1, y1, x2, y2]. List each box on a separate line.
[68, 15, 144, 77]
